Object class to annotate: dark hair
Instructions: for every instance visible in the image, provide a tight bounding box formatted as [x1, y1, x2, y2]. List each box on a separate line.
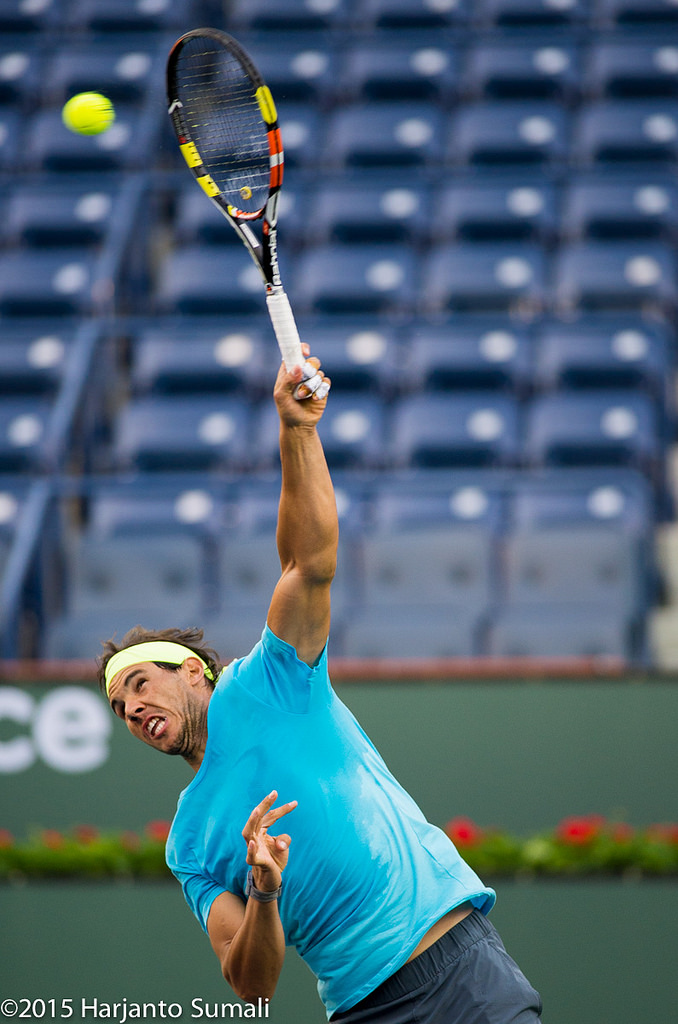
[96, 625, 223, 694]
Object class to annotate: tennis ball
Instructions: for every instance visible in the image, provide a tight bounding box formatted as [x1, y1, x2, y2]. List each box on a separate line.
[62, 92, 115, 136]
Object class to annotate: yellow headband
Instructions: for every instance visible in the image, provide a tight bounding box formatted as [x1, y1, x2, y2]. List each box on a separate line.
[104, 641, 215, 696]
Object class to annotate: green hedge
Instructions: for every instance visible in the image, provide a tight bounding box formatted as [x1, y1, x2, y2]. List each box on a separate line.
[1, 816, 677, 881]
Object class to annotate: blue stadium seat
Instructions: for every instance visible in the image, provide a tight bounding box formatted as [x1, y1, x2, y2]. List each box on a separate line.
[112, 396, 252, 471]
[479, 0, 588, 26]
[535, 317, 672, 396]
[256, 393, 388, 469]
[155, 247, 268, 316]
[0, 108, 23, 170]
[0, 45, 42, 105]
[276, 104, 322, 168]
[391, 392, 521, 467]
[293, 244, 417, 314]
[574, 101, 678, 162]
[562, 176, 678, 240]
[341, 605, 484, 657]
[328, 103, 444, 167]
[510, 469, 653, 534]
[291, 319, 401, 393]
[421, 243, 546, 313]
[370, 477, 506, 532]
[0, 398, 53, 471]
[526, 390, 660, 469]
[358, 0, 468, 29]
[450, 101, 568, 165]
[241, 39, 338, 105]
[6, 184, 118, 247]
[598, 0, 678, 26]
[463, 41, 580, 100]
[435, 180, 557, 241]
[26, 105, 154, 172]
[311, 180, 428, 245]
[554, 241, 677, 311]
[503, 526, 647, 612]
[0, 326, 72, 395]
[66, 0, 196, 32]
[403, 321, 533, 393]
[487, 606, 635, 660]
[0, 0, 62, 33]
[229, 0, 351, 31]
[586, 41, 678, 100]
[87, 478, 227, 539]
[44, 41, 161, 105]
[339, 41, 457, 103]
[130, 322, 269, 396]
[0, 250, 94, 316]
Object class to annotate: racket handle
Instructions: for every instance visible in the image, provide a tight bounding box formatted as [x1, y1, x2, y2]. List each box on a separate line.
[266, 290, 304, 371]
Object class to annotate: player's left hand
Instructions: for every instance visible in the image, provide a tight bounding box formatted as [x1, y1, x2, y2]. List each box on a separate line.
[242, 789, 297, 892]
[274, 343, 330, 428]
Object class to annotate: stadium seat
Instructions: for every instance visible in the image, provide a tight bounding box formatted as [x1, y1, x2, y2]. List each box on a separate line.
[290, 319, 401, 393]
[293, 244, 417, 314]
[130, 322, 270, 396]
[574, 101, 678, 162]
[0, 0, 63, 33]
[276, 104, 323, 168]
[486, 606, 635, 660]
[229, 0, 351, 31]
[510, 469, 653, 534]
[562, 177, 678, 240]
[0, 45, 42, 106]
[358, 0, 468, 29]
[241, 39, 338, 105]
[66, 0, 197, 32]
[403, 321, 533, 394]
[479, 0, 588, 26]
[112, 395, 252, 471]
[339, 41, 457, 103]
[463, 41, 580, 100]
[6, 184, 118, 247]
[25, 105, 154, 172]
[370, 477, 506, 532]
[421, 243, 546, 313]
[155, 247, 268, 316]
[390, 392, 521, 468]
[597, 0, 678, 26]
[256, 393, 388, 469]
[311, 181, 428, 245]
[554, 241, 677, 312]
[435, 180, 557, 242]
[0, 326, 72, 396]
[0, 398, 53, 472]
[0, 250, 94, 316]
[0, 108, 23, 170]
[535, 317, 671, 396]
[44, 41, 162, 105]
[526, 390, 660, 470]
[450, 101, 568, 165]
[586, 41, 678, 100]
[328, 103, 444, 168]
[341, 606, 483, 657]
[87, 478, 227, 539]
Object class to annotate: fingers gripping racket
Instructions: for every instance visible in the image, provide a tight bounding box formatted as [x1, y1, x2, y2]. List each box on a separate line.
[166, 28, 327, 400]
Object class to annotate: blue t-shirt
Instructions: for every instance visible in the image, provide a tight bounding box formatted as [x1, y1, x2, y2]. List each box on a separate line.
[166, 627, 495, 1019]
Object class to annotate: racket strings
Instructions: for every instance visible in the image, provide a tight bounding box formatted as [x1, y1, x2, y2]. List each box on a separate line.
[175, 41, 270, 213]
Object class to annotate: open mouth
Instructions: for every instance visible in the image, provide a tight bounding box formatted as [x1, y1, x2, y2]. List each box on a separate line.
[144, 716, 167, 741]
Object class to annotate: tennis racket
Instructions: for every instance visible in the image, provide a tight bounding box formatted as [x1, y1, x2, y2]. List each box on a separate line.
[166, 27, 327, 400]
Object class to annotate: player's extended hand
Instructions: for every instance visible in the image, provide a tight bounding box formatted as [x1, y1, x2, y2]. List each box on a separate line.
[274, 343, 330, 428]
[242, 790, 298, 892]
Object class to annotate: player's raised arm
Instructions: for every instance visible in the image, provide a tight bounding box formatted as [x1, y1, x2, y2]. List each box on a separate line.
[266, 344, 336, 666]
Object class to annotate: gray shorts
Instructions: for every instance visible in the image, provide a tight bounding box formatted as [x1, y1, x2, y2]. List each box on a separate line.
[331, 910, 543, 1024]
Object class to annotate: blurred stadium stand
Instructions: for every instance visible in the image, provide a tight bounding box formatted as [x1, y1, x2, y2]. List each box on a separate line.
[1, 0, 677, 670]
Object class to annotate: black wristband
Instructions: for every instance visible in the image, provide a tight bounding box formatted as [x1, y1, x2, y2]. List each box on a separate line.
[246, 868, 282, 902]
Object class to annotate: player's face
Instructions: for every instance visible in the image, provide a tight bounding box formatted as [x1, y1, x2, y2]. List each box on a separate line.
[107, 660, 207, 758]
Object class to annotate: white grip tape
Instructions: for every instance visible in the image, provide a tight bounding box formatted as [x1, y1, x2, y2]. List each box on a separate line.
[266, 291, 303, 371]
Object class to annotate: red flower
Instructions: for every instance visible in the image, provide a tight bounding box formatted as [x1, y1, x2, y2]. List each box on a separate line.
[611, 823, 635, 843]
[0, 828, 14, 849]
[74, 825, 100, 845]
[145, 820, 171, 843]
[120, 830, 140, 851]
[445, 816, 484, 847]
[41, 829, 65, 850]
[646, 823, 678, 844]
[555, 815, 605, 846]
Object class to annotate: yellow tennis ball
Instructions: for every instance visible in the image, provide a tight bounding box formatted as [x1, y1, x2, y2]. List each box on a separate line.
[62, 92, 115, 136]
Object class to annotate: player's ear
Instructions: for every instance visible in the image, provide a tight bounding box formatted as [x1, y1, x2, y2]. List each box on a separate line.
[183, 657, 207, 686]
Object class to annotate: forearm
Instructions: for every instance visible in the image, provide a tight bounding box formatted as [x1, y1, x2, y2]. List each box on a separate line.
[223, 900, 286, 1002]
[277, 422, 338, 580]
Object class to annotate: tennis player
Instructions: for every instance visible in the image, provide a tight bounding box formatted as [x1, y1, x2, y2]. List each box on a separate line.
[100, 348, 543, 1024]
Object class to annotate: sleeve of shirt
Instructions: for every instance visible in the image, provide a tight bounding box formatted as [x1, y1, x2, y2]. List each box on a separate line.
[233, 625, 332, 714]
[170, 864, 230, 934]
